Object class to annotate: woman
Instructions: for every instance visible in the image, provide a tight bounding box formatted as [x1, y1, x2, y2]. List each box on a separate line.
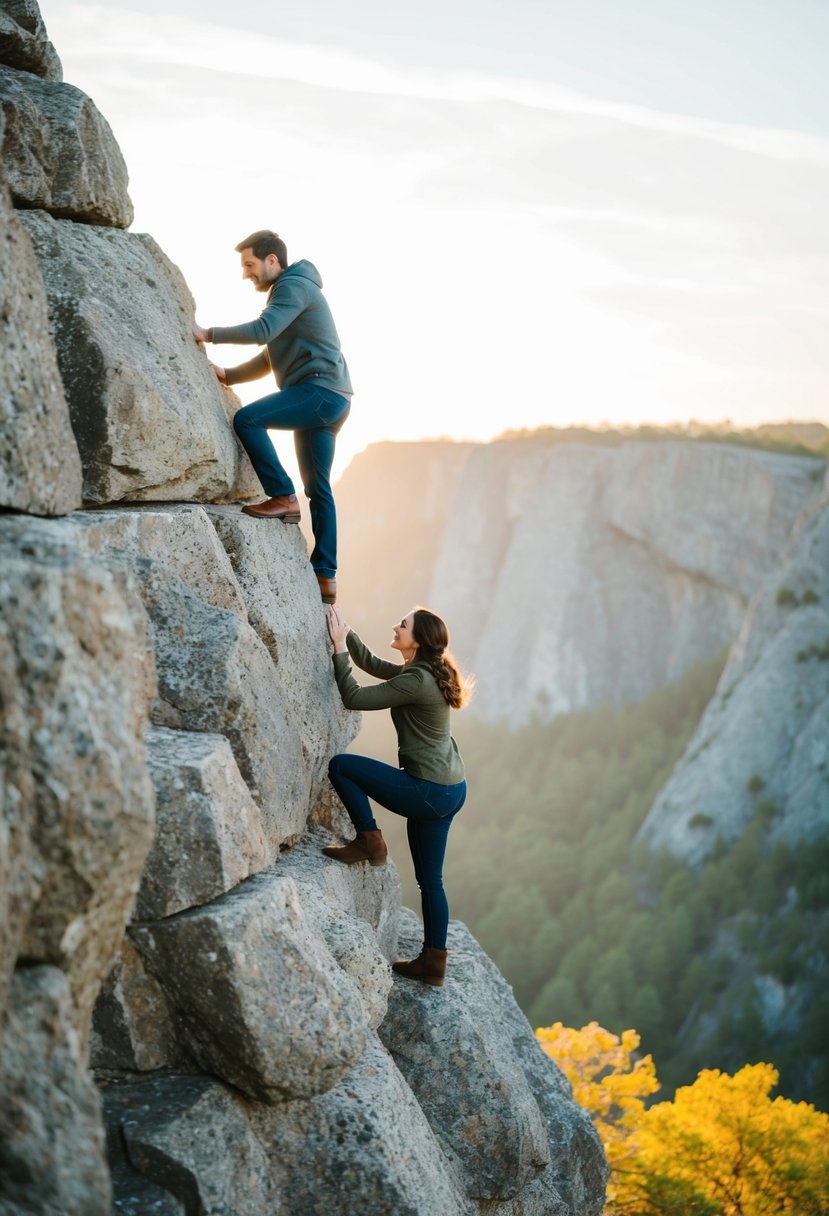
[324, 605, 472, 987]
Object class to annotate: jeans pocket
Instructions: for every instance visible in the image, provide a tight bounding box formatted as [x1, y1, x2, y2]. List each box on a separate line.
[314, 389, 350, 427]
[423, 781, 466, 818]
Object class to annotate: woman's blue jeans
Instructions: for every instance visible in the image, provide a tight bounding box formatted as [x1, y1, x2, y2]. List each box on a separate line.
[233, 382, 350, 579]
[327, 753, 467, 951]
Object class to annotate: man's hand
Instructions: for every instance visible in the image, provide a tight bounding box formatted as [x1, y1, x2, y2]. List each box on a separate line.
[208, 361, 228, 385]
[192, 323, 210, 345]
[327, 606, 349, 653]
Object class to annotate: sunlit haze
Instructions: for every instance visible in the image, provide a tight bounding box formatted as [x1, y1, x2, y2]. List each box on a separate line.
[39, 0, 829, 477]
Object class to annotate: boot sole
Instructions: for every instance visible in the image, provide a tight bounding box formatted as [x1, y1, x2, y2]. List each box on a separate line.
[241, 510, 301, 523]
[321, 851, 387, 866]
[392, 970, 445, 986]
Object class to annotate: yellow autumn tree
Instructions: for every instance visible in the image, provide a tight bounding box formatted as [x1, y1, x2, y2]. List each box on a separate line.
[535, 1020, 659, 1208]
[538, 1022, 829, 1216]
[620, 1062, 829, 1216]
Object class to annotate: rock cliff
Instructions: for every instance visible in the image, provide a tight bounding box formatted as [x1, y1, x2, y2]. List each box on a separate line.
[0, 10, 606, 1215]
[638, 468, 829, 864]
[430, 438, 824, 725]
[336, 437, 824, 725]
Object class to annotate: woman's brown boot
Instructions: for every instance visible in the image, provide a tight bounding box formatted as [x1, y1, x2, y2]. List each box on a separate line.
[392, 947, 448, 987]
[322, 830, 388, 867]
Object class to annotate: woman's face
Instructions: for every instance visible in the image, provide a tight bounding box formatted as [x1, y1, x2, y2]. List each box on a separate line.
[391, 612, 419, 657]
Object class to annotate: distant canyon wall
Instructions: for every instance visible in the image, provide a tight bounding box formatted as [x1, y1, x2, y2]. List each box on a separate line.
[639, 468, 829, 865]
[338, 438, 824, 726]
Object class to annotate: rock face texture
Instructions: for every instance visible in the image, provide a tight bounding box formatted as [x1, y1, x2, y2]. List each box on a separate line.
[0, 0, 62, 82]
[639, 472, 829, 865]
[0, 64, 133, 225]
[0, 967, 112, 1216]
[0, 7, 609, 1211]
[137, 727, 270, 920]
[426, 439, 824, 724]
[0, 182, 82, 514]
[20, 211, 260, 505]
[0, 531, 155, 1215]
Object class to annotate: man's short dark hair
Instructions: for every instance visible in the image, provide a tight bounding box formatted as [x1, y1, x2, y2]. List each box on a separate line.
[235, 230, 288, 269]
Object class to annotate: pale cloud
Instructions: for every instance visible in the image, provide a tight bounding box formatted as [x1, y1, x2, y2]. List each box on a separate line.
[52, 4, 829, 166]
[39, 2, 829, 474]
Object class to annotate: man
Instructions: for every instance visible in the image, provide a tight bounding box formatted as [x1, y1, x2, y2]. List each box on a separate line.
[193, 229, 352, 605]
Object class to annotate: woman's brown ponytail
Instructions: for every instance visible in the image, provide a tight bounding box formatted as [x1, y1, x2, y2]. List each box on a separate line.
[411, 608, 474, 709]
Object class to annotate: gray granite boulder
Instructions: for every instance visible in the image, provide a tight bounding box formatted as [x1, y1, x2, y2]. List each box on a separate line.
[0, 0, 62, 81]
[248, 1034, 475, 1215]
[141, 565, 307, 847]
[91, 938, 180, 1074]
[59, 503, 249, 618]
[32, 505, 325, 847]
[206, 504, 360, 802]
[0, 182, 82, 514]
[137, 727, 270, 919]
[103, 1075, 273, 1216]
[0, 967, 111, 1216]
[92, 830, 400, 1077]
[102, 1042, 474, 1216]
[19, 211, 260, 504]
[379, 911, 607, 1215]
[0, 505, 349, 852]
[130, 870, 368, 1103]
[0, 526, 156, 1032]
[0, 65, 132, 225]
[278, 828, 401, 1028]
[0, 586, 34, 1034]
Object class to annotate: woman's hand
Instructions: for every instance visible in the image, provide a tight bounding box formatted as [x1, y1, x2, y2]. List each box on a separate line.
[327, 605, 349, 653]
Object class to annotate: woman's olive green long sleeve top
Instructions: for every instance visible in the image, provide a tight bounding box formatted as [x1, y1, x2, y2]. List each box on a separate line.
[332, 631, 465, 785]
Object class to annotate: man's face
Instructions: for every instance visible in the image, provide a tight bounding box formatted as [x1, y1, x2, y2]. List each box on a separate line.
[240, 248, 281, 292]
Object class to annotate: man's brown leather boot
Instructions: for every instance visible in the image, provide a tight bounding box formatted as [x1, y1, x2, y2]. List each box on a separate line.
[392, 947, 448, 987]
[241, 494, 301, 522]
[322, 830, 388, 867]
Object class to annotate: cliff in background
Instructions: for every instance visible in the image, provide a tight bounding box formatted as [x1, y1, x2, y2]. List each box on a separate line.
[337, 437, 825, 726]
[0, 7, 606, 1214]
[639, 467, 829, 864]
[335, 439, 476, 646]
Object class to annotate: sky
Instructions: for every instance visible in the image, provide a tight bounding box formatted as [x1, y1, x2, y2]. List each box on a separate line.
[39, 0, 829, 476]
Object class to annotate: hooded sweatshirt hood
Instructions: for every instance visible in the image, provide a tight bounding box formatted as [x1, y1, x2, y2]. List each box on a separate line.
[212, 258, 352, 396]
[276, 259, 323, 291]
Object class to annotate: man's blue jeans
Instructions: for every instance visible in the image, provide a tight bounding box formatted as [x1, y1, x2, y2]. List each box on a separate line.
[233, 381, 350, 578]
[328, 753, 467, 950]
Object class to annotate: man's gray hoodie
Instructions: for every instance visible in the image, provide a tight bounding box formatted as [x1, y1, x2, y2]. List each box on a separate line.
[212, 260, 352, 397]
